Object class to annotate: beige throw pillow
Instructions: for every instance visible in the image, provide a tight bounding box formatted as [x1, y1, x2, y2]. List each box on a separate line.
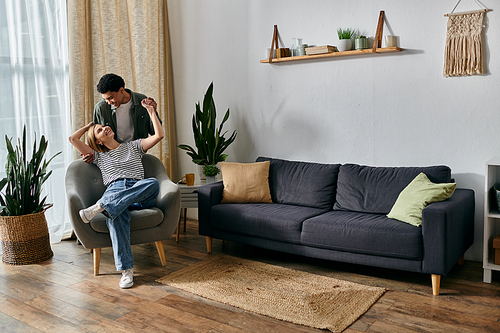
[220, 161, 273, 203]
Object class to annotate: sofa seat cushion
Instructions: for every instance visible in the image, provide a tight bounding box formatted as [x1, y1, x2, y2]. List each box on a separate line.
[210, 203, 328, 243]
[256, 157, 341, 210]
[334, 164, 452, 214]
[300, 210, 423, 260]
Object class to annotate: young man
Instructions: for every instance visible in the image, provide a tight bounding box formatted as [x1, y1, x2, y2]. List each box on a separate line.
[83, 73, 162, 162]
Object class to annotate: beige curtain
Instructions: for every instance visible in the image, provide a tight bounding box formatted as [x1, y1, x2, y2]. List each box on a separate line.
[67, 0, 178, 180]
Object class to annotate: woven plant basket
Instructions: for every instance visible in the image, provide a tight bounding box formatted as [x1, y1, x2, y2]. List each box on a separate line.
[0, 210, 53, 265]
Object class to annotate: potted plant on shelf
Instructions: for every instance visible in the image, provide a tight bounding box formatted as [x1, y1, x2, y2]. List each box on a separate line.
[178, 82, 237, 182]
[336, 28, 356, 52]
[355, 35, 369, 50]
[0, 125, 60, 265]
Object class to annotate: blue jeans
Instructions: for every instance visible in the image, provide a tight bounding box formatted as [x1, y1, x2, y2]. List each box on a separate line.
[97, 178, 159, 271]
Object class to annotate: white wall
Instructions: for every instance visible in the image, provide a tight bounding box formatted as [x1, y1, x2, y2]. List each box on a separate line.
[167, 0, 499, 262]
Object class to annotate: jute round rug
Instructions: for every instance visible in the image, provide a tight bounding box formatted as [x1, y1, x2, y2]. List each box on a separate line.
[157, 254, 385, 332]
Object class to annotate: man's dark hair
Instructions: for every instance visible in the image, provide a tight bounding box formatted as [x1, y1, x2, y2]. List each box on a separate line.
[96, 73, 125, 94]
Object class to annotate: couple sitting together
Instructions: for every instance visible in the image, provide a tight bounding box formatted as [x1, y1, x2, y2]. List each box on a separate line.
[69, 73, 163, 289]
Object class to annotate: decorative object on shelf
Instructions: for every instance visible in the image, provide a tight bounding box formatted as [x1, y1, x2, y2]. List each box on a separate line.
[0, 125, 60, 265]
[178, 82, 237, 180]
[443, 0, 489, 77]
[291, 38, 303, 57]
[384, 35, 398, 47]
[305, 45, 337, 55]
[494, 183, 500, 210]
[265, 48, 276, 59]
[336, 28, 355, 51]
[355, 35, 369, 50]
[276, 48, 290, 58]
[494, 234, 500, 265]
[261, 12, 400, 64]
[299, 43, 308, 56]
[203, 164, 220, 184]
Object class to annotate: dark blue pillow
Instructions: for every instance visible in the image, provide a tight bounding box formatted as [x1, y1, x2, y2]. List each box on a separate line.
[334, 164, 452, 214]
[256, 157, 340, 210]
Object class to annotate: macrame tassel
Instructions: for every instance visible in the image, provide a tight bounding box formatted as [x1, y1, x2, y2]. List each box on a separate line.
[443, 11, 484, 77]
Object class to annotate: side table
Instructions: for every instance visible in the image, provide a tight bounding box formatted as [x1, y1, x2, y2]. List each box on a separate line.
[177, 183, 202, 242]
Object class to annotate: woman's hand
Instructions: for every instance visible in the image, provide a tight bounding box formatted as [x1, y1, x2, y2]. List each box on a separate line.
[141, 97, 157, 115]
[140, 97, 164, 152]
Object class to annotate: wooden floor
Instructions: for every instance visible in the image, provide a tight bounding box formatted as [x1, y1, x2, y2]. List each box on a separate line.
[0, 219, 499, 333]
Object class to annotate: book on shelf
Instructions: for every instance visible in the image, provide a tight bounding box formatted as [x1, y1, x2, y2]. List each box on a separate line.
[305, 45, 337, 55]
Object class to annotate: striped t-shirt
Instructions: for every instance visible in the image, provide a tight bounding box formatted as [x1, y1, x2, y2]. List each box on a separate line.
[93, 139, 145, 186]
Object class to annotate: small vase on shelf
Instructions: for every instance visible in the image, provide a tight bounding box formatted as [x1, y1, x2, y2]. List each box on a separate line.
[336, 39, 352, 52]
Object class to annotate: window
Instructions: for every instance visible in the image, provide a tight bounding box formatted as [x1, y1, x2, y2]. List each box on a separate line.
[0, 0, 72, 241]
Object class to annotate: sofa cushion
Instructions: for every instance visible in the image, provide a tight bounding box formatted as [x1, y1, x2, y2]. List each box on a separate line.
[256, 157, 340, 210]
[301, 210, 423, 260]
[210, 203, 328, 243]
[334, 164, 452, 214]
[220, 161, 272, 203]
[387, 172, 456, 226]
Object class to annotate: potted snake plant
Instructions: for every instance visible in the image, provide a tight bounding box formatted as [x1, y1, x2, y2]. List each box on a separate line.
[178, 82, 237, 181]
[0, 125, 60, 265]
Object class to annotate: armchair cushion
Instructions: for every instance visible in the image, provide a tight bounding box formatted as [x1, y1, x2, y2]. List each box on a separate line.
[90, 208, 164, 233]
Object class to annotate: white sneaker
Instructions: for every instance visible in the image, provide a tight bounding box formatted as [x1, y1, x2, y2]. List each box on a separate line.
[79, 203, 104, 223]
[119, 268, 134, 289]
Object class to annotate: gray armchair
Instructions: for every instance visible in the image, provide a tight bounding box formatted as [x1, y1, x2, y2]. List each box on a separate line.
[65, 154, 180, 276]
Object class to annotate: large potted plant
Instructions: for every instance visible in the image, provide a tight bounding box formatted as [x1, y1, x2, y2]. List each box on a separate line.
[0, 125, 60, 265]
[178, 82, 237, 180]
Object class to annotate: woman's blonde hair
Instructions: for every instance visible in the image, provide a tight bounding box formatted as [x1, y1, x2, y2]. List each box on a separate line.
[87, 124, 110, 153]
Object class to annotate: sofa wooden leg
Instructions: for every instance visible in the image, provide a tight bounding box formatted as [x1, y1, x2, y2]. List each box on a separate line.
[155, 241, 167, 266]
[206, 236, 212, 253]
[431, 274, 441, 295]
[93, 248, 101, 276]
[458, 255, 465, 265]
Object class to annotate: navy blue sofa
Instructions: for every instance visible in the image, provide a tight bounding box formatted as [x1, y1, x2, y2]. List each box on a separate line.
[198, 157, 475, 295]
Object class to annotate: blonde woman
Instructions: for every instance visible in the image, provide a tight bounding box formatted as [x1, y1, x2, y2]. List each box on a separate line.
[69, 97, 164, 289]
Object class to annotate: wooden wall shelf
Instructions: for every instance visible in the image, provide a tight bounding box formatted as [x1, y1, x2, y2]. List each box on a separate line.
[260, 47, 403, 64]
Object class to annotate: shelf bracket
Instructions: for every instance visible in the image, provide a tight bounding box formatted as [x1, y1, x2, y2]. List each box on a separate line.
[269, 25, 279, 63]
[372, 11, 385, 53]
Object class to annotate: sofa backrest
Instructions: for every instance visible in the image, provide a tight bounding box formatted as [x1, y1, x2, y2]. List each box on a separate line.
[334, 164, 452, 214]
[256, 157, 340, 210]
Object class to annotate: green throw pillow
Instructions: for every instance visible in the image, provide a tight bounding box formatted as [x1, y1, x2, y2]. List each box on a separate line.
[387, 172, 456, 227]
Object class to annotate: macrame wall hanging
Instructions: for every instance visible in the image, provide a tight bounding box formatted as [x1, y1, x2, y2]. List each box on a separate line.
[443, 0, 490, 77]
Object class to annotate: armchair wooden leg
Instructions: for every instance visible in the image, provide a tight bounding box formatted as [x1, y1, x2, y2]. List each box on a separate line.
[176, 219, 180, 242]
[183, 208, 187, 231]
[458, 255, 465, 265]
[431, 274, 441, 296]
[155, 241, 167, 266]
[206, 236, 212, 253]
[93, 248, 101, 276]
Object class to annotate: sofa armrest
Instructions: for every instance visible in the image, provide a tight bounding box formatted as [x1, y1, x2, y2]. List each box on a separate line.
[198, 181, 224, 236]
[421, 188, 475, 275]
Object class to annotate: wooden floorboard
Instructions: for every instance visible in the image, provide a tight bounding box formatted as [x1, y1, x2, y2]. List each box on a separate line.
[0, 219, 499, 332]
